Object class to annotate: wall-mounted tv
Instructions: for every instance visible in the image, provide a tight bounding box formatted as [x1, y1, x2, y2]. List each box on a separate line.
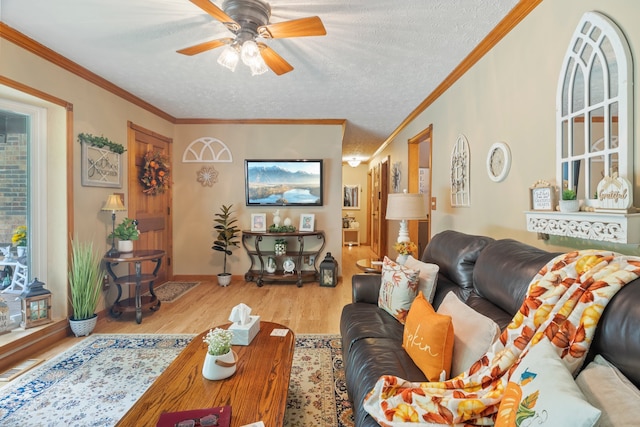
[245, 159, 323, 206]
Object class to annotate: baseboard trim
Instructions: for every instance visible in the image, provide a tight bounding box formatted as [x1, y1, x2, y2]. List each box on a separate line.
[0, 319, 70, 372]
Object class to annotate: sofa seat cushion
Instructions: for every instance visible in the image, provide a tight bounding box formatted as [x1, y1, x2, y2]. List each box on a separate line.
[340, 303, 405, 363]
[345, 337, 427, 427]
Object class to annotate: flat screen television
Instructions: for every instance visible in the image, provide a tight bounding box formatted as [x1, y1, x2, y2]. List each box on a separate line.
[245, 159, 323, 206]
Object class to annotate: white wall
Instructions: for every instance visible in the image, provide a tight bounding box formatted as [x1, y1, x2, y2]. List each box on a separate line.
[373, 0, 640, 255]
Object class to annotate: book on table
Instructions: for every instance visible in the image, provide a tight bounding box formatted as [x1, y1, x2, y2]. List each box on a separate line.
[156, 405, 231, 427]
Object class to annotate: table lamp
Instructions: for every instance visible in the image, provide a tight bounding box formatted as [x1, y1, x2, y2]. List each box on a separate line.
[385, 190, 428, 242]
[102, 194, 126, 257]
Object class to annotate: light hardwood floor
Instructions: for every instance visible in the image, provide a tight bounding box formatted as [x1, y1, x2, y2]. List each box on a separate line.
[25, 244, 378, 362]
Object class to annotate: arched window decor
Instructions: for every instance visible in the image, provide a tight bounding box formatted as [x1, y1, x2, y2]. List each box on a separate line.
[182, 137, 233, 163]
[556, 11, 632, 202]
[450, 134, 470, 207]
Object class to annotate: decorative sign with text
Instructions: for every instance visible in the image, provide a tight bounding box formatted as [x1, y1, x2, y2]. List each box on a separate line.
[81, 142, 122, 188]
[596, 173, 633, 212]
[529, 180, 557, 211]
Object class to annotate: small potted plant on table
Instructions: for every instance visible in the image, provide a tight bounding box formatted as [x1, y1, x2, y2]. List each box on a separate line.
[202, 328, 236, 380]
[109, 218, 139, 253]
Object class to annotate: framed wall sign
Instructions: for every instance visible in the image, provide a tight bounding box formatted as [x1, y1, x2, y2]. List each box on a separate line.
[529, 181, 556, 211]
[343, 184, 360, 210]
[81, 142, 122, 188]
[299, 214, 315, 232]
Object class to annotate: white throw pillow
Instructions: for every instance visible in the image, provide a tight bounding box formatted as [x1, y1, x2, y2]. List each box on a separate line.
[403, 255, 439, 303]
[378, 256, 420, 324]
[436, 292, 500, 377]
[576, 354, 640, 426]
[495, 339, 601, 427]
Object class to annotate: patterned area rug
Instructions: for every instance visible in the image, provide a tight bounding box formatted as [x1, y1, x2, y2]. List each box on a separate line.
[0, 334, 354, 427]
[143, 281, 200, 302]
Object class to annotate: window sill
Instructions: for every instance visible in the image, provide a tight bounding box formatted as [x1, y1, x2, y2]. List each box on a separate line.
[525, 211, 640, 244]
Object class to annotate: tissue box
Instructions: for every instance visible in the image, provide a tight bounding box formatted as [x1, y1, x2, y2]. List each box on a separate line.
[229, 315, 260, 345]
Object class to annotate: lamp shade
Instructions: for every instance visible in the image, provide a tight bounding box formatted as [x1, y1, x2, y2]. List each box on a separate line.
[101, 194, 125, 212]
[385, 192, 427, 220]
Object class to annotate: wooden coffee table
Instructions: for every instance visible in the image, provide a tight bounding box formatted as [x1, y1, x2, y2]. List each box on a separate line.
[116, 321, 295, 427]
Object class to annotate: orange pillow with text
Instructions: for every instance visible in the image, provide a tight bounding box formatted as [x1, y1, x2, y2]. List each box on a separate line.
[402, 291, 454, 381]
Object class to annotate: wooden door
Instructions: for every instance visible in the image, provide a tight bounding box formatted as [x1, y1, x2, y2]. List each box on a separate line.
[127, 122, 173, 284]
[370, 156, 389, 259]
[408, 125, 433, 257]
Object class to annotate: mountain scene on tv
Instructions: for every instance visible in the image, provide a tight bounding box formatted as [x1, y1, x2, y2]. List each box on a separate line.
[247, 162, 321, 205]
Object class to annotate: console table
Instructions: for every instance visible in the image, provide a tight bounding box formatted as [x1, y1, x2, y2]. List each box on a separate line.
[242, 230, 325, 287]
[104, 249, 164, 324]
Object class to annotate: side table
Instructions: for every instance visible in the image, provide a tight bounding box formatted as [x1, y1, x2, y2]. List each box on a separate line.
[104, 249, 165, 324]
[356, 258, 383, 274]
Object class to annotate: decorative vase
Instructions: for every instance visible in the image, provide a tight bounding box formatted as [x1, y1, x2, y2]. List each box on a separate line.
[559, 199, 580, 213]
[118, 240, 133, 253]
[69, 314, 98, 337]
[16, 246, 27, 258]
[266, 257, 277, 274]
[274, 241, 287, 256]
[217, 273, 232, 287]
[202, 349, 237, 380]
[396, 254, 409, 265]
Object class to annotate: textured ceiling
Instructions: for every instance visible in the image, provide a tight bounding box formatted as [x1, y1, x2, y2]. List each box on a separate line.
[1, 0, 519, 162]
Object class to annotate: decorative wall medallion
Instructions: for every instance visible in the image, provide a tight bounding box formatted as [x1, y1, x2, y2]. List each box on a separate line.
[486, 142, 511, 182]
[197, 166, 219, 187]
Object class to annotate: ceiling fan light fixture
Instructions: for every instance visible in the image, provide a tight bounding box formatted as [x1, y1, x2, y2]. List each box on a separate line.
[217, 45, 240, 71]
[347, 158, 361, 168]
[240, 40, 261, 66]
[249, 57, 268, 75]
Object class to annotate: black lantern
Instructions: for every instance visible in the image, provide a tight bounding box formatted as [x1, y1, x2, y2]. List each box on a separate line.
[319, 252, 338, 287]
[19, 277, 52, 329]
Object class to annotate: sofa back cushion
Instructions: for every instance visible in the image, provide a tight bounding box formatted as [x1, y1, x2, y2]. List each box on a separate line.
[591, 280, 640, 388]
[473, 239, 560, 316]
[422, 230, 494, 305]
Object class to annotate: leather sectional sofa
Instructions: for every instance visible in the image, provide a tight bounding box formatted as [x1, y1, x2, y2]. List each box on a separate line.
[340, 230, 640, 427]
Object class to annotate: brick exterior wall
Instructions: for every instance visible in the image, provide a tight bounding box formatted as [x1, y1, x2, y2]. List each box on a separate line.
[0, 133, 28, 246]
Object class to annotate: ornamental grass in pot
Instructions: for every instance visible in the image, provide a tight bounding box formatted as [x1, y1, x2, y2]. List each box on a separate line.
[68, 239, 104, 336]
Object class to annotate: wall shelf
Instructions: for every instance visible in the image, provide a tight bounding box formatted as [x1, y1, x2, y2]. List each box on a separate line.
[525, 211, 640, 244]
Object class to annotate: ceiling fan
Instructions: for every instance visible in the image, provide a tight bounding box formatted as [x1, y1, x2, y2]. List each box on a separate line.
[178, 0, 326, 75]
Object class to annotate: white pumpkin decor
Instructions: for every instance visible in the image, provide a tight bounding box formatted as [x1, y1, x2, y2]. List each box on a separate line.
[596, 173, 633, 212]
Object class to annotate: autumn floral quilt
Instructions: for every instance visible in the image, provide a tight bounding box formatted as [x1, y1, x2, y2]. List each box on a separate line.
[363, 250, 640, 426]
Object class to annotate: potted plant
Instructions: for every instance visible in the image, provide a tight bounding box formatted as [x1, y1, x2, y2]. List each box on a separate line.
[393, 241, 418, 265]
[108, 218, 139, 253]
[68, 239, 104, 337]
[202, 328, 236, 380]
[559, 188, 579, 212]
[12, 225, 27, 258]
[212, 204, 240, 287]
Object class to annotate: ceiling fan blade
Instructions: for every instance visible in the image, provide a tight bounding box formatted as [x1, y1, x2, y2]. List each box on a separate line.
[189, 0, 240, 31]
[177, 38, 233, 56]
[259, 43, 294, 75]
[259, 16, 326, 39]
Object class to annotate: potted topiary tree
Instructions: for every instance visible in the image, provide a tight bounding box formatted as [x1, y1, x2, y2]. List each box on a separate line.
[68, 238, 104, 336]
[212, 204, 240, 287]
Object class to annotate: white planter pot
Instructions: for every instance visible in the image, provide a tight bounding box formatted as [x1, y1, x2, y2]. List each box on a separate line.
[202, 349, 237, 380]
[118, 240, 133, 253]
[69, 314, 98, 337]
[559, 199, 580, 213]
[217, 273, 232, 287]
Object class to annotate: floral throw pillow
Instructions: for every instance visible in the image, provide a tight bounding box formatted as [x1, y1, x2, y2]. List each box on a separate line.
[378, 256, 420, 323]
[495, 339, 601, 427]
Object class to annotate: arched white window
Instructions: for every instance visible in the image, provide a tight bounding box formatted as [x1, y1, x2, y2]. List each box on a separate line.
[557, 11, 633, 201]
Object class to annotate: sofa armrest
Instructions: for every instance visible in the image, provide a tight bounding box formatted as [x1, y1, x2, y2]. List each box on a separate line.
[352, 274, 382, 303]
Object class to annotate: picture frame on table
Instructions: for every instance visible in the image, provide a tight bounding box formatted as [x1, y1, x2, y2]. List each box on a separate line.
[299, 214, 315, 232]
[251, 213, 267, 232]
[529, 181, 557, 211]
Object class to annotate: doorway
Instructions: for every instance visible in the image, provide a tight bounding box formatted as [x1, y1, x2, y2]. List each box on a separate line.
[408, 125, 433, 257]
